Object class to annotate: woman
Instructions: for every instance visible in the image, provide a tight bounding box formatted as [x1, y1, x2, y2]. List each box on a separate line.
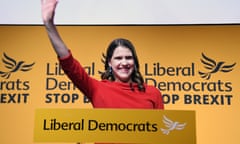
[41, 0, 164, 108]
[41, 0, 164, 143]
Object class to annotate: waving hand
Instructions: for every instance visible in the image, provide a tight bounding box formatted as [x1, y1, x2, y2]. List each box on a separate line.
[41, 0, 58, 24]
[40, 0, 69, 58]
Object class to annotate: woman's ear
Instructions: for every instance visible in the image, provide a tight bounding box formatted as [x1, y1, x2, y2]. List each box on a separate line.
[108, 61, 112, 67]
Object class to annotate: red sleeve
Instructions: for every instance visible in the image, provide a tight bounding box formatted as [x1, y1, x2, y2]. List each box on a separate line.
[58, 52, 96, 99]
[155, 90, 164, 109]
[150, 86, 164, 109]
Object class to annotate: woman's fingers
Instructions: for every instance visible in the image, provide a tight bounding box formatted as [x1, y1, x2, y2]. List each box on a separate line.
[41, 0, 59, 23]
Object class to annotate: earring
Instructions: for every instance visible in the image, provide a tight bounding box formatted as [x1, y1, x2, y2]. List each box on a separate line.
[134, 65, 138, 72]
[108, 66, 114, 81]
[109, 66, 113, 75]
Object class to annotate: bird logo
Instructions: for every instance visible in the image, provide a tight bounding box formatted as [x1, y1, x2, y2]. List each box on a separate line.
[160, 115, 186, 135]
[0, 53, 35, 79]
[198, 53, 236, 80]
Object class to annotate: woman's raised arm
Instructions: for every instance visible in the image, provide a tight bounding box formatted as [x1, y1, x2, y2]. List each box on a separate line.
[41, 0, 69, 58]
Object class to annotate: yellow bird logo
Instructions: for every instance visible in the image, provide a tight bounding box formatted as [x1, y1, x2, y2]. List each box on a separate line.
[0, 53, 35, 79]
[199, 53, 236, 80]
[161, 115, 186, 135]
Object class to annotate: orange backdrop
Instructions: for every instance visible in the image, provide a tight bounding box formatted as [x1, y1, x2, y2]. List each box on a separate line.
[0, 25, 239, 144]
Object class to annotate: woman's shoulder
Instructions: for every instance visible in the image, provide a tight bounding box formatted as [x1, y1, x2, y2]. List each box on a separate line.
[144, 83, 157, 89]
[144, 84, 161, 94]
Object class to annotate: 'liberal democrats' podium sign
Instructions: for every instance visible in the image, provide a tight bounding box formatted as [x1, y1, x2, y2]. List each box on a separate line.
[34, 109, 196, 144]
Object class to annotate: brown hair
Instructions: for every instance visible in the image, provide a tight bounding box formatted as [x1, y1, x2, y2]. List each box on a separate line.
[101, 38, 145, 91]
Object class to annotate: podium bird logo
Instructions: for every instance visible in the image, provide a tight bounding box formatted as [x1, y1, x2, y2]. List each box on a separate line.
[0, 53, 35, 79]
[160, 115, 186, 135]
[199, 53, 236, 80]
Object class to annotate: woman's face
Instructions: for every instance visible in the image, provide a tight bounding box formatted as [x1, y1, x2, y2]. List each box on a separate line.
[108, 46, 135, 83]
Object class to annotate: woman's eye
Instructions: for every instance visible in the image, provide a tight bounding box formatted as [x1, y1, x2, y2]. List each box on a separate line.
[114, 56, 122, 60]
[113, 56, 133, 60]
[126, 56, 133, 60]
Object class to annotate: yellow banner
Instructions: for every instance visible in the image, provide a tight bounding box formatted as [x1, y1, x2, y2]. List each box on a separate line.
[34, 109, 196, 144]
[1, 25, 239, 144]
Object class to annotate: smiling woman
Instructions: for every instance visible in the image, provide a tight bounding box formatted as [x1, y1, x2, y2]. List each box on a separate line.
[41, 2, 164, 144]
[106, 45, 135, 83]
[101, 38, 145, 91]
[41, 0, 164, 109]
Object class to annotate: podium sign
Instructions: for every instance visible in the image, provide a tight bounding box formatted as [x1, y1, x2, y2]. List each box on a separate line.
[34, 109, 196, 144]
